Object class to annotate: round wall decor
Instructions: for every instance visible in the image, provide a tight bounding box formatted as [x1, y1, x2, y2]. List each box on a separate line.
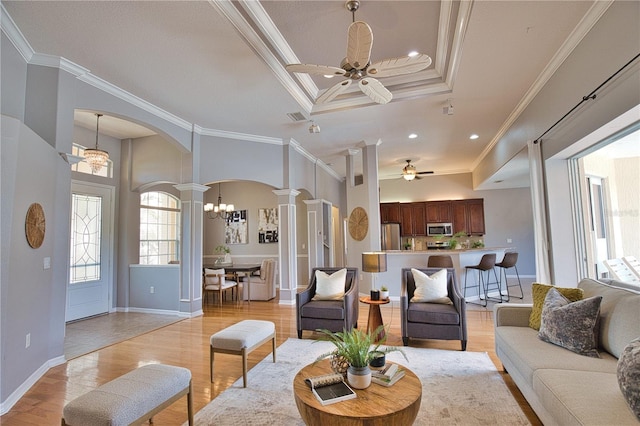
[348, 206, 369, 241]
[25, 203, 46, 248]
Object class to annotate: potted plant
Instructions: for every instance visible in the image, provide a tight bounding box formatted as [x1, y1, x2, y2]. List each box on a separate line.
[448, 231, 468, 250]
[315, 327, 407, 389]
[214, 245, 232, 265]
[379, 286, 390, 300]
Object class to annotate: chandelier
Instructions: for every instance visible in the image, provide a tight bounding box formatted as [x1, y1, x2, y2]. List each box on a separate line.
[84, 113, 110, 173]
[204, 183, 235, 220]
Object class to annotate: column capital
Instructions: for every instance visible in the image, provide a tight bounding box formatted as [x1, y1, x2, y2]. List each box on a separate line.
[174, 183, 210, 193]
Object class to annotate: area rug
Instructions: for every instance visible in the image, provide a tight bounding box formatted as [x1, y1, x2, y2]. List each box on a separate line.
[189, 338, 530, 425]
[64, 312, 184, 360]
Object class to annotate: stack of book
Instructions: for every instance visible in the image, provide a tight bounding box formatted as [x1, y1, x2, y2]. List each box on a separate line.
[371, 363, 405, 387]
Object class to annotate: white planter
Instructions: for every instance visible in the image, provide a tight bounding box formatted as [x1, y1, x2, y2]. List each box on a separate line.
[380, 290, 390, 300]
[347, 365, 371, 389]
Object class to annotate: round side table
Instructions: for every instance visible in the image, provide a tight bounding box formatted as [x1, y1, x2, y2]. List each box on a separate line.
[293, 359, 422, 426]
[359, 297, 390, 342]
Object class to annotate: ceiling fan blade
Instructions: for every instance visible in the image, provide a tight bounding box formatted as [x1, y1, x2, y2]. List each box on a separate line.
[346, 21, 373, 70]
[316, 79, 352, 104]
[417, 171, 434, 175]
[368, 53, 432, 78]
[358, 78, 392, 104]
[286, 63, 346, 77]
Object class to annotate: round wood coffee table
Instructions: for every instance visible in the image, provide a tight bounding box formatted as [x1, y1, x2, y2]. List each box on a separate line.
[293, 360, 422, 426]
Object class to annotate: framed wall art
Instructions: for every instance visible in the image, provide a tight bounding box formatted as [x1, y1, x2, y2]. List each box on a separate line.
[225, 209, 248, 244]
[258, 207, 278, 243]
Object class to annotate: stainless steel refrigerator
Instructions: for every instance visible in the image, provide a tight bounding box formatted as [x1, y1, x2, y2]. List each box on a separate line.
[381, 223, 401, 250]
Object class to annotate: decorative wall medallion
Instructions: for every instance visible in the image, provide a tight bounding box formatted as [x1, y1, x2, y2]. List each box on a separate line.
[348, 206, 369, 241]
[25, 203, 46, 248]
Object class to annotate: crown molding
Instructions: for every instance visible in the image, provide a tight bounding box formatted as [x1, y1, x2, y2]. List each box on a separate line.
[287, 138, 342, 181]
[209, 0, 313, 114]
[198, 127, 282, 145]
[0, 3, 34, 63]
[30, 53, 89, 76]
[470, 0, 614, 172]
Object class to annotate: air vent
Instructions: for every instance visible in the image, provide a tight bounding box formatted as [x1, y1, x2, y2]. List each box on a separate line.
[287, 112, 307, 122]
[355, 174, 364, 186]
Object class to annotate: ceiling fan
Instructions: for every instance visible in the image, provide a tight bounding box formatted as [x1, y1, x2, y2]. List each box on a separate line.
[402, 159, 433, 181]
[285, 0, 432, 105]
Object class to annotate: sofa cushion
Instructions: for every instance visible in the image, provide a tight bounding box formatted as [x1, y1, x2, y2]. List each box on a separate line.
[538, 288, 602, 358]
[312, 268, 346, 300]
[495, 326, 618, 384]
[617, 337, 640, 420]
[529, 283, 584, 330]
[579, 278, 640, 358]
[533, 369, 639, 425]
[410, 268, 451, 304]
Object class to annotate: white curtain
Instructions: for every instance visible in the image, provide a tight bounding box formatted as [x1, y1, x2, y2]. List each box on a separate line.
[528, 140, 552, 283]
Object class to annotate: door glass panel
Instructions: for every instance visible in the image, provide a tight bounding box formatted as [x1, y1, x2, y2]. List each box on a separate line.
[70, 193, 102, 283]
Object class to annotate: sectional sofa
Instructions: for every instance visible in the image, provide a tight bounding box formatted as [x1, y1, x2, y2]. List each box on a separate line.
[494, 278, 640, 425]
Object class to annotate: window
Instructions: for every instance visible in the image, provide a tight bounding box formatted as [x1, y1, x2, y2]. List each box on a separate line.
[140, 192, 181, 265]
[71, 143, 113, 178]
[70, 193, 103, 283]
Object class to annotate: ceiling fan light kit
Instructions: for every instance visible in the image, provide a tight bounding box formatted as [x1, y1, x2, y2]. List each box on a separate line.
[285, 0, 432, 105]
[402, 159, 433, 181]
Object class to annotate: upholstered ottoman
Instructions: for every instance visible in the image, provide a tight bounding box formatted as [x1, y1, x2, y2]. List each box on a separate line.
[210, 319, 276, 387]
[61, 364, 193, 426]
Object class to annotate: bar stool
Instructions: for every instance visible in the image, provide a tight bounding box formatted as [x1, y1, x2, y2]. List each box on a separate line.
[495, 252, 523, 300]
[427, 255, 453, 268]
[463, 253, 501, 307]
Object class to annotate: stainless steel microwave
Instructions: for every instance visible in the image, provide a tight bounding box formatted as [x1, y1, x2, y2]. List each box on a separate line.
[427, 223, 453, 237]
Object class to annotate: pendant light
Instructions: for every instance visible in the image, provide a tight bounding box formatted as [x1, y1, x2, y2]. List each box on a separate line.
[84, 113, 109, 173]
[204, 183, 235, 220]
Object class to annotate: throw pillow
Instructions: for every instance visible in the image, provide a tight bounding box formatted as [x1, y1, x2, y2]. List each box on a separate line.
[204, 268, 225, 286]
[529, 283, 584, 330]
[313, 268, 347, 300]
[617, 337, 640, 420]
[538, 288, 602, 358]
[410, 268, 452, 304]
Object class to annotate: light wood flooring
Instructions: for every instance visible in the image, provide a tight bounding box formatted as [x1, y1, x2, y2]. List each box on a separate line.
[2, 287, 541, 426]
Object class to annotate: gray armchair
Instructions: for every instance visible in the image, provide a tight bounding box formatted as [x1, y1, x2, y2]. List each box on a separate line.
[296, 267, 359, 339]
[401, 267, 467, 350]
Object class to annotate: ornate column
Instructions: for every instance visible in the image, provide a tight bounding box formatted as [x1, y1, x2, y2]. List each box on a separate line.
[274, 189, 300, 305]
[174, 183, 210, 316]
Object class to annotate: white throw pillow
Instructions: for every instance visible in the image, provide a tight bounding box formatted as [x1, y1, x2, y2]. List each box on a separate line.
[410, 268, 452, 304]
[204, 268, 225, 286]
[312, 268, 347, 300]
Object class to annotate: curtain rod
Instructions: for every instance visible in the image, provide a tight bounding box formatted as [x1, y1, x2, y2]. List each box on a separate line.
[534, 52, 640, 144]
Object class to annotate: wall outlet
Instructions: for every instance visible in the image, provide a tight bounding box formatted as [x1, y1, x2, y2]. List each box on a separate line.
[150, 286, 155, 294]
[506, 238, 513, 243]
[43, 257, 51, 269]
[26, 333, 30, 348]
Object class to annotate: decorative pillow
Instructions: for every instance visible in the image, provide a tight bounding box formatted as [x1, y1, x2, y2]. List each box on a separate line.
[538, 288, 602, 358]
[313, 268, 347, 300]
[410, 268, 452, 304]
[529, 283, 584, 330]
[204, 268, 225, 286]
[617, 337, 640, 420]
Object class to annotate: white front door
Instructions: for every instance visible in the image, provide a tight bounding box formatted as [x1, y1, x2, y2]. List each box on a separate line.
[66, 182, 114, 322]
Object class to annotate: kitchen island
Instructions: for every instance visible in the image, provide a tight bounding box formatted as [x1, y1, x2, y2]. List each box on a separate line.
[373, 248, 513, 302]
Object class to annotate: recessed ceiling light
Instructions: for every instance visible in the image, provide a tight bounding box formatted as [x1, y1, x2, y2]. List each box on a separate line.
[408, 51, 419, 57]
[469, 134, 479, 140]
[324, 75, 335, 78]
[408, 133, 418, 139]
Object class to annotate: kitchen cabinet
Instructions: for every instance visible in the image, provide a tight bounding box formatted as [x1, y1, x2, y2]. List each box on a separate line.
[425, 201, 452, 223]
[451, 199, 485, 235]
[400, 202, 426, 236]
[380, 202, 401, 223]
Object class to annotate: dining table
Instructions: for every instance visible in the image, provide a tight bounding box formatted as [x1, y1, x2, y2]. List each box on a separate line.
[203, 263, 261, 303]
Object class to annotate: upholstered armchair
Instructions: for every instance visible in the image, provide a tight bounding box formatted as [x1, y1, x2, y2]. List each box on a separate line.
[296, 267, 359, 339]
[240, 259, 277, 301]
[401, 267, 467, 350]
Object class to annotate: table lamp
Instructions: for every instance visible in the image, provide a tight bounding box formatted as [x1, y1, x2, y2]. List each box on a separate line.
[362, 252, 387, 301]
